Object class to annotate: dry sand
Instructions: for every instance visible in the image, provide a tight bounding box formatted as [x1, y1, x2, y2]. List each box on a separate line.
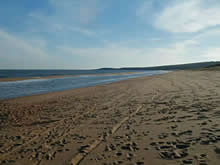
[0, 70, 220, 165]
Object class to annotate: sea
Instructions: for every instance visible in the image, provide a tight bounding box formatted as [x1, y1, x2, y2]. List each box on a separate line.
[0, 70, 169, 99]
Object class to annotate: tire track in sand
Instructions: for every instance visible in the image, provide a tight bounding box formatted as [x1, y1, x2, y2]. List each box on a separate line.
[0, 104, 97, 161]
[70, 93, 158, 165]
[70, 104, 144, 165]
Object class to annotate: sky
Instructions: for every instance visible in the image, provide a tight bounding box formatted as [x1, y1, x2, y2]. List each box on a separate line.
[0, 0, 220, 69]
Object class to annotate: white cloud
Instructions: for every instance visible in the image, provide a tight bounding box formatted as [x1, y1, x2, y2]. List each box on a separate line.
[0, 29, 51, 69]
[154, 0, 220, 33]
[135, 0, 220, 63]
[56, 40, 195, 68]
[27, 0, 104, 37]
[0, 29, 91, 69]
[162, 27, 220, 61]
[0, 30, 48, 58]
[29, 12, 96, 36]
[2, 0, 220, 69]
[1, 24, 220, 69]
[49, 0, 102, 25]
[202, 48, 220, 60]
[1, 27, 219, 69]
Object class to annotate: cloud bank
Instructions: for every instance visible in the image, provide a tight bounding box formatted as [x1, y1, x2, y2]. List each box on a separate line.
[0, 0, 220, 69]
[154, 0, 220, 33]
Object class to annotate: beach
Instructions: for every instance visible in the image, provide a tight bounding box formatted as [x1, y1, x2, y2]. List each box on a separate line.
[0, 70, 220, 165]
[0, 72, 145, 82]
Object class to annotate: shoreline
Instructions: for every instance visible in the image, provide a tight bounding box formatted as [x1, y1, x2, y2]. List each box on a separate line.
[0, 71, 168, 102]
[0, 71, 146, 82]
[1, 70, 220, 165]
[0, 71, 168, 100]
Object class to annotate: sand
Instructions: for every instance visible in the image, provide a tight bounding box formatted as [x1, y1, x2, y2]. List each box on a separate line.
[0, 72, 144, 82]
[0, 76, 74, 82]
[0, 70, 220, 165]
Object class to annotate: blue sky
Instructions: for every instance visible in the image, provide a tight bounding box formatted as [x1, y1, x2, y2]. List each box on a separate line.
[0, 0, 220, 69]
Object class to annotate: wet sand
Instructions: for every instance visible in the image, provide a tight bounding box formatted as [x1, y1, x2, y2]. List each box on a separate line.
[0, 70, 220, 165]
[0, 76, 75, 82]
[0, 72, 144, 82]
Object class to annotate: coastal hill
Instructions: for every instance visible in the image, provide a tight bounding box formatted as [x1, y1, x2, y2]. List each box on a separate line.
[203, 63, 220, 71]
[99, 61, 220, 71]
